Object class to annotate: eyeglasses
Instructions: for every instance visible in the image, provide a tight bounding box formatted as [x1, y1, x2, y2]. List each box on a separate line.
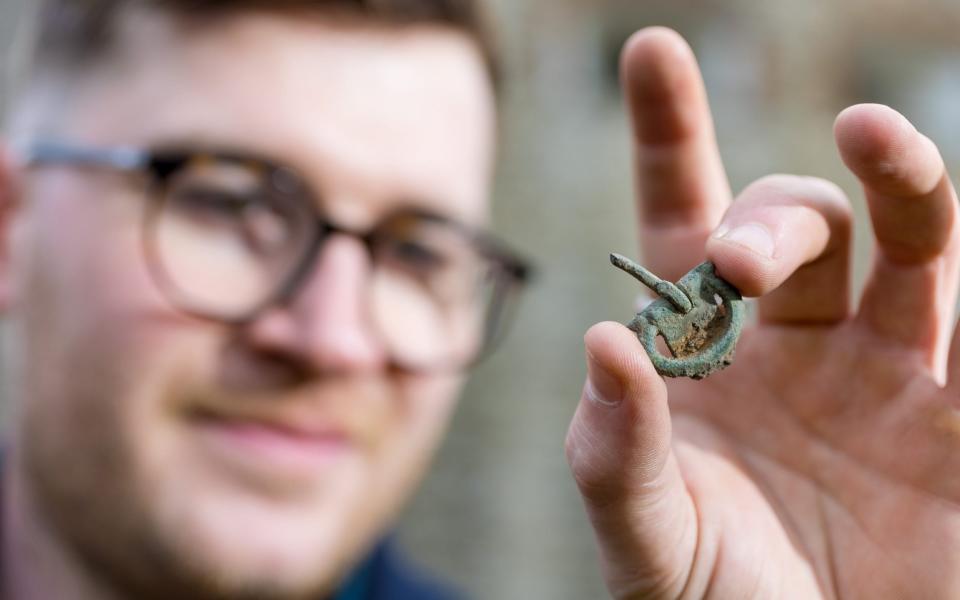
[19, 141, 532, 372]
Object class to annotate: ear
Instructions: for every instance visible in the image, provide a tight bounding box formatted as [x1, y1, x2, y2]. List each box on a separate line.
[0, 142, 22, 313]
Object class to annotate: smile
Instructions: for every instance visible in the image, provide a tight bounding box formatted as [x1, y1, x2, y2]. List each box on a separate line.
[189, 409, 359, 478]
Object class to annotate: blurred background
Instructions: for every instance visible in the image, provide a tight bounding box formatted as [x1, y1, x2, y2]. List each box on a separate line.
[3, 0, 960, 598]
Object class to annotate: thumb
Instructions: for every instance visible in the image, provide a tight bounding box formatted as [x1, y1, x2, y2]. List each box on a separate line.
[566, 321, 698, 599]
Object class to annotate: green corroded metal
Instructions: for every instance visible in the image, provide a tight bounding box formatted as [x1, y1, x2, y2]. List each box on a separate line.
[610, 254, 745, 380]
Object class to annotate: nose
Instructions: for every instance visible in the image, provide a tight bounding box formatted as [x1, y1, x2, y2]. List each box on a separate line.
[242, 234, 388, 374]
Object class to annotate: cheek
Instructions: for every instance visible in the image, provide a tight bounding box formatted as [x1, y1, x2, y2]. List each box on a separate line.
[15, 175, 208, 417]
[12, 177, 166, 334]
[412, 376, 461, 430]
[13, 176, 217, 501]
[374, 374, 463, 486]
[51, 193, 167, 323]
[14, 181, 144, 425]
[393, 375, 460, 437]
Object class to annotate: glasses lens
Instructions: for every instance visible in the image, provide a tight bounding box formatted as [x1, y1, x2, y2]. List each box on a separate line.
[149, 158, 311, 319]
[368, 214, 507, 369]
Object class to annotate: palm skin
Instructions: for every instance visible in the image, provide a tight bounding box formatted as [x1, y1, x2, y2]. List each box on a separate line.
[566, 27, 960, 600]
[668, 327, 959, 598]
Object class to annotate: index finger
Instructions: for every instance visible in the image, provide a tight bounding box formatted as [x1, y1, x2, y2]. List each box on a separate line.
[624, 28, 731, 281]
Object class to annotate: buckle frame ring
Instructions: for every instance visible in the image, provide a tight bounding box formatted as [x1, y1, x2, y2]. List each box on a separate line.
[610, 254, 746, 380]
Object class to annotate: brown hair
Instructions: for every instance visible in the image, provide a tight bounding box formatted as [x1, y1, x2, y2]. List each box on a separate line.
[27, 0, 501, 89]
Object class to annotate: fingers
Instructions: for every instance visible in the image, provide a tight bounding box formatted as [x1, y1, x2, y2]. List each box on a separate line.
[705, 174, 853, 324]
[836, 105, 956, 264]
[836, 104, 960, 365]
[566, 322, 697, 598]
[624, 27, 731, 282]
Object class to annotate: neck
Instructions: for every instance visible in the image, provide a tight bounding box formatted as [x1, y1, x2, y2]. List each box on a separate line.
[3, 453, 123, 600]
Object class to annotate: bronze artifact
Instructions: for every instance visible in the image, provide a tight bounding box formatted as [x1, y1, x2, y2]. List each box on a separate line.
[610, 253, 745, 380]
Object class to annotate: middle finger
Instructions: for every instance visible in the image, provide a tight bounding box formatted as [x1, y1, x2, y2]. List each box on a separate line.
[624, 28, 732, 282]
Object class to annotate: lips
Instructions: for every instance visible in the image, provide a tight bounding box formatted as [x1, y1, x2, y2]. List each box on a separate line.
[189, 408, 359, 477]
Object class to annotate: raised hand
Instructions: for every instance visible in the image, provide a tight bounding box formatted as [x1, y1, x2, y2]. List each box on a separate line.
[566, 27, 960, 599]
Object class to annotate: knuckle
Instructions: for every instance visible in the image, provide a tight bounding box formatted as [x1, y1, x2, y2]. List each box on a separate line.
[571, 467, 626, 508]
[877, 220, 957, 264]
[873, 181, 958, 263]
[838, 111, 945, 196]
[749, 172, 807, 192]
[736, 174, 852, 226]
[862, 156, 943, 198]
[737, 173, 801, 202]
[799, 176, 851, 208]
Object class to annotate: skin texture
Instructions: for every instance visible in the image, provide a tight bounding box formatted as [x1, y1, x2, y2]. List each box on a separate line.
[566, 28, 960, 599]
[0, 8, 494, 600]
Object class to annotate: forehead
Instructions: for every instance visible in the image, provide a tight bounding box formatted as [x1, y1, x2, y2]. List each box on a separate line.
[59, 8, 496, 224]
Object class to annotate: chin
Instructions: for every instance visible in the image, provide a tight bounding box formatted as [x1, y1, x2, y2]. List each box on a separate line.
[175, 499, 348, 595]
[141, 449, 386, 598]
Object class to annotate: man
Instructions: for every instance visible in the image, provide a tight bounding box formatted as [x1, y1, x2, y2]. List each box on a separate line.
[1, 1, 530, 598]
[566, 28, 960, 599]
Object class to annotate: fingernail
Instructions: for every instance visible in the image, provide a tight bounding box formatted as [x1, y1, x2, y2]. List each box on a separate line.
[717, 222, 776, 258]
[585, 354, 623, 408]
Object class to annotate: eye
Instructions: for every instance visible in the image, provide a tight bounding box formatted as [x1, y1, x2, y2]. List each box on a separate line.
[387, 239, 447, 272]
[172, 186, 251, 216]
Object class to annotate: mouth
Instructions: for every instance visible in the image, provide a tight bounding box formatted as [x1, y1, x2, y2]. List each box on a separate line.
[188, 408, 359, 479]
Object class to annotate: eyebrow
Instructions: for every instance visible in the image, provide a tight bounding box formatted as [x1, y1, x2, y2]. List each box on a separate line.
[23, 136, 487, 232]
[389, 198, 470, 225]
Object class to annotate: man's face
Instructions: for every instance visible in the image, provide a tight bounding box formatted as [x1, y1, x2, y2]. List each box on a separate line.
[5, 9, 494, 597]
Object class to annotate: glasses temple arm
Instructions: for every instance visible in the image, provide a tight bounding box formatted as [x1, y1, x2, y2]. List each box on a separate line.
[15, 141, 151, 171]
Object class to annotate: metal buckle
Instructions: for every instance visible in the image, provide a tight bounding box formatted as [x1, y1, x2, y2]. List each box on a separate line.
[610, 254, 745, 380]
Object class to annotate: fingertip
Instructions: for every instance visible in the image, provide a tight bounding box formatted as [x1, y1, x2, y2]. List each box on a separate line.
[622, 26, 694, 75]
[707, 213, 793, 298]
[834, 103, 905, 137]
[621, 27, 705, 145]
[584, 321, 657, 381]
[584, 320, 634, 348]
[834, 104, 912, 167]
[584, 322, 669, 411]
[836, 104, 957, 265]
[706, 236, 780, 297]
[706, 174, 850, 298]
[571, 323, 672, 497]
[835, 104, 943, 196]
